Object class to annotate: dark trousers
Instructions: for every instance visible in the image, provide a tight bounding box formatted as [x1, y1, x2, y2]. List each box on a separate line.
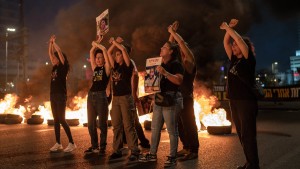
[230, 99, 259, 168]
[178, 96, 199, 153]
[123, 109, 149, 145]
[50, 93, 73, 144]
[87, 91, 108, 150]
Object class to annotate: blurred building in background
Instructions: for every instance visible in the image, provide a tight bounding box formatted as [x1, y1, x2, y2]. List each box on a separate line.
[0, 0, 29, 94]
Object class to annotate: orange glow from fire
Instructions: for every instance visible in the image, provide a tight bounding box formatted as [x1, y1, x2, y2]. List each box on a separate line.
[1, 73, 230, 129]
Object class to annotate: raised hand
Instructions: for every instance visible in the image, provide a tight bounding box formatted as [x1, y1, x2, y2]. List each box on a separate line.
[172, 21, 179, 32]
[115, 37, 123, 43]
[229, 19, 238, 28]
[109, 37, 114, 44]
[96, 35, 103, 43]
[220, 22, 229, 30]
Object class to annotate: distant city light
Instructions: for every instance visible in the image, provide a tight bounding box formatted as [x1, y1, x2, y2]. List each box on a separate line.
[83, 65, 87, 69]
[7, 28, 16, 32]
[274, 62, 278, 65]
[45, 62, 49, 65]
[220, 66, 224, 71]
[224, 76, 227, 79]
[27, 78, 30, 82]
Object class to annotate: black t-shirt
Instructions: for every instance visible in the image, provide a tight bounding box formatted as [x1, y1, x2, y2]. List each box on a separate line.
[180, 66, 196, 98]
[227, 51, 256, 100]
[112, 61, 133, 96]
[90, 66, 109, 92]
[50, 63, 68, 95]
[160, 59, 184, 92]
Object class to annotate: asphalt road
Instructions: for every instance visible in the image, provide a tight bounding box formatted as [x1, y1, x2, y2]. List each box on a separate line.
[0, 108, 299, 169]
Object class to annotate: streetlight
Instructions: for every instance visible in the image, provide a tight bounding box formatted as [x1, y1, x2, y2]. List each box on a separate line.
[5, 27, 16, 91]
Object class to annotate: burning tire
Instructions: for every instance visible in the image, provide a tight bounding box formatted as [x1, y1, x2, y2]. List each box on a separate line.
[4, 114, 23, 124]
[66, 119, 80, 126]
[83, 119, 111, 128]
[143, 120, 166, 131]
[27, 115, 44, 125]
[0, 114, 7, 124]
[107, 120, 112, 127]
[47, 119, 54, 125]
[207, 125, 232, 135]
[144, 120, 152, 130]
[47, 119, 80, 126]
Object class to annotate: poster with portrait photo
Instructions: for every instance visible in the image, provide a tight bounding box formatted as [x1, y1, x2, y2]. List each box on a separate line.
[96, 9, 109, 37]
[144, 57, 162, 93]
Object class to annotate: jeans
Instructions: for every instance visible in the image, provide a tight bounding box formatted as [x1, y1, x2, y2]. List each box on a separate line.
[110, 95, 139, 154]
[50, 93, 74, 144]
[178, 96, 199, 153]
[150, 92, 183, 157]
[87, 91, 109, 150]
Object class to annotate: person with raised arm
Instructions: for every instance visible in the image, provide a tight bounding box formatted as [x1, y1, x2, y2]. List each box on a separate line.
[107, 37, 140, 161]
[139, 28, 184, 167]
[84, 37, 111, 156]
[48, 35, 76, 153]
[220, 19, 260, 169]
[168, 21, 199, 161]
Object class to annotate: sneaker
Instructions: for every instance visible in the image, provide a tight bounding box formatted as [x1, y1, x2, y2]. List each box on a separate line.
[84, 147, 100, 154]
[176, 149, 189, 157]
[139, 153, 157, 162]
[128, 153, 139, 161]
[98, 149, 106, 156]
[109, 152, 122, 160]
[64, 143, 77, 152]
[181, 152, 198, 161]
[50, 143, 63, 152]
[164, 156, 176, 167]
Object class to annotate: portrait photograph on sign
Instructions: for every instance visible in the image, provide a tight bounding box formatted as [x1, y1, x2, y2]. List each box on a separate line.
[96, 9, 109, 37]
[144, 57, 162, 93]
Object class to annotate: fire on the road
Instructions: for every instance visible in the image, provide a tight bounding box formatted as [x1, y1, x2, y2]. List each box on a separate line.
[0, 73, 230, 129]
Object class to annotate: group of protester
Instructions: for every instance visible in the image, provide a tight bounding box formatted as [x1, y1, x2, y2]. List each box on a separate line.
[47, 19, 260, 169]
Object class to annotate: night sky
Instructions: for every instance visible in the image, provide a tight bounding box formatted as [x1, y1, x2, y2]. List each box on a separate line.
[24, 0, 299, 73]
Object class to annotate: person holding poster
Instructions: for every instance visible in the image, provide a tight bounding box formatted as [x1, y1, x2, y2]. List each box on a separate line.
[168, 21, 199, 161]
[84, 37, 111, 156]
[107, 37, 140, 161]
[139, 39, 184, 167]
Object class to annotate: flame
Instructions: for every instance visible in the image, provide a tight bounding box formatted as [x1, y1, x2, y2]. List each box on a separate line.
[1, 72, 230, 130]
[0, 94, 26, 123]
[194, 93, 231, 130]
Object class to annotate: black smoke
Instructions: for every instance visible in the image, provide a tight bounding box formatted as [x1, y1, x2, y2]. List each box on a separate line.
[261, 0, 300, 19]
[27, 0, 261, 101]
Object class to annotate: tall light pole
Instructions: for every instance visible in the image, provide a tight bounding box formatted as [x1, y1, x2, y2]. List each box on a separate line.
[5, 28, 16, 91]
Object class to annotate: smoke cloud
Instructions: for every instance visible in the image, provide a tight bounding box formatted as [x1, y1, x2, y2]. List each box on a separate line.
[27, 0, 261, 102]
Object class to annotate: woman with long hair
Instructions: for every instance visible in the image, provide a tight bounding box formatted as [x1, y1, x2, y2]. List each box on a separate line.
[48, 35, 76, 153]
[220, 19, 260, 169]
[140, 37, 184, 167]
